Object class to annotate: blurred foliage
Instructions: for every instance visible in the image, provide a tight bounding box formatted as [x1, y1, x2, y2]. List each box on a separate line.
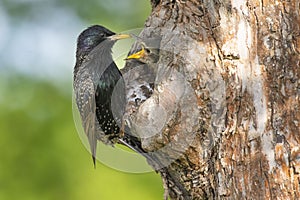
[0, 0, 164, 199]
[2, 0, 151, 30]
[0, 74, 163, 200]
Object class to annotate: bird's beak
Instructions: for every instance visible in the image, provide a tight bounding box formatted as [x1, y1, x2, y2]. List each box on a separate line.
[108, 34, 131, 41]
[126, 47, 145, 60]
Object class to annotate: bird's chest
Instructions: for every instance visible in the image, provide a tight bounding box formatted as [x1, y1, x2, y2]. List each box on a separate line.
[94, 74, 124, 136]
[95, 103, 120, 135]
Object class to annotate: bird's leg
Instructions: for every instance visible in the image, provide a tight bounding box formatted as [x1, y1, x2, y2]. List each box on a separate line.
[119, 117, 125, 138]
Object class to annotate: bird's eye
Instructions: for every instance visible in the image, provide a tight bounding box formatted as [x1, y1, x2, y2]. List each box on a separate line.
[99, 33, 105, 37]
[145, 48, 151, 53]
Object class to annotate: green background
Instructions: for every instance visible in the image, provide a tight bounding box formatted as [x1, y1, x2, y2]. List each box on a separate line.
[0, 0, 164, 199]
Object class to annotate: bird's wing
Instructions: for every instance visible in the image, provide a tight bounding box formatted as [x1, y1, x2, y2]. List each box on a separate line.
[74, 73, 98, 165]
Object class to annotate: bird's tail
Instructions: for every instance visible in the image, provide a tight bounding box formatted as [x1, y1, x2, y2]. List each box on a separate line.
[84, 117, 97, 168]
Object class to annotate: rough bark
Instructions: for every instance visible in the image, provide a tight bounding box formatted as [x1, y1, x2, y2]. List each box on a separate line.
[124, 0, 300, 199]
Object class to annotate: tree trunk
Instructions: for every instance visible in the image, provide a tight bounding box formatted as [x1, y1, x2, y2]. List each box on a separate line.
[124, 0, 300, 199]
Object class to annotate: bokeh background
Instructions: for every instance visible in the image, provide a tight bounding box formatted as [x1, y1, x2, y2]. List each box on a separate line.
[0, 0, 164, 199]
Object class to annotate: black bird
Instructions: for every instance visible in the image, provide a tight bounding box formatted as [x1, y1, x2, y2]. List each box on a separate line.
[73, 25, 130, 165]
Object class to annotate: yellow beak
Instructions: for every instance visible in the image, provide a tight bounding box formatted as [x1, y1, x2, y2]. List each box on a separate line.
[126, 47, 145, 60]
[108, 34, 131, 41]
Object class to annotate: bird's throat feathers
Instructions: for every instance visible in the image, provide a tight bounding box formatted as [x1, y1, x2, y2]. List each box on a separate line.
[75, 39, 115, 78]
[76, 38, 114, 62]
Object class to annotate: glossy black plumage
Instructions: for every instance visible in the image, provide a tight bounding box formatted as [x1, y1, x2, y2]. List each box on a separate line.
[73, 25, 127, 165]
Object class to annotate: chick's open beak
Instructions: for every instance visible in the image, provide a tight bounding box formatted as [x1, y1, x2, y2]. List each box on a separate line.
[126, 47, 145, 60]
[108, 34, 131, 41]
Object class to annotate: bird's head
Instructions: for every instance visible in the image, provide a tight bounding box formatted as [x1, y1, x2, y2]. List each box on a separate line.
[126, 41, 160, 64]
[76, 25, 130, 58]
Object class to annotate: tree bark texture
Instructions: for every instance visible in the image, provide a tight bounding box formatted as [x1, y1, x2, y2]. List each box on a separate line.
[124, 0, 300, 199]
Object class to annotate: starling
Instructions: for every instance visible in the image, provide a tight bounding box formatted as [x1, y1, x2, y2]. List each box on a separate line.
[126, 38, 160, 75]
[126, 42, 160, 65]
[73, 25, 130, 165]
[123, 38, 161, 133]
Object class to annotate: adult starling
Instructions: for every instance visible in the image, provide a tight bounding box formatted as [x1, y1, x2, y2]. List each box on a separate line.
[73, 25, 130, 165]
